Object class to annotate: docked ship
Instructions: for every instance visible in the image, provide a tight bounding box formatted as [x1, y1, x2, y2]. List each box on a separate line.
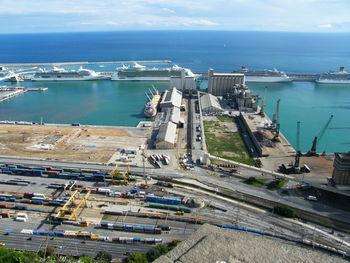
[144, 86, 162, 118]
[31, 67, 103, 81]
[316, 67, 350, 84]
[111, 63, 197, 81]
[234, 66, 292, 83]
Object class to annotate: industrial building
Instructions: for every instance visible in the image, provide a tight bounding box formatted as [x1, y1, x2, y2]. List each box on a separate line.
[170, 70, 197, 90]
[332, 152, 350, 186]
[199, 93, 223, 114]
[229, 85, 259, 112]
[163, 106, 184, 127]
[160, 87, 183, 109]
[155, 122, 177, 149]
[207, 69, 245, 96]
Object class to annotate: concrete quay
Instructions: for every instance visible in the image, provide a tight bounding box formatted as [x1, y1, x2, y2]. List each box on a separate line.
[0, 88, 27, 102]
[1, 60, 172, 67]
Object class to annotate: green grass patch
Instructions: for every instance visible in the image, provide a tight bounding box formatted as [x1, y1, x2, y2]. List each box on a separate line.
[203, 121, 224, 133]
[101, 213, 112, 220]
[203, 121, 255, 165]
[217, 116, 233, 122]
[267, 179, 288, 191]
[273, 205, 295, 218]
[242, 177, 268, 188]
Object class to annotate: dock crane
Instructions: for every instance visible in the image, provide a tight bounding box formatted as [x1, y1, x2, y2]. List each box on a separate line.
[259, 87, 267, 117]
[272, 99, 281, 142]
[278, 121, 309, 175]
[110, 164, 130, 185]
[306, 115, 334, 156]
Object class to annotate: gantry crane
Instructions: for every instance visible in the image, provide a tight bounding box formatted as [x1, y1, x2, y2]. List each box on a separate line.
[53, 189, 91, 222]
[259, 87, 268, 117]
[272, 99, 281, 142]
[306, 115, 334, 156]
[110, 164, 130, 185]
[278, 121, 306, 174]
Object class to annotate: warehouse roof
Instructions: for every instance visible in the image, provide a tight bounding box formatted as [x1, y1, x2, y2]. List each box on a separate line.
[200, 93, 223, 111]
[164, 106, 182, 124]
[160, 87, 182, 108]
[156, 122, 177, 145]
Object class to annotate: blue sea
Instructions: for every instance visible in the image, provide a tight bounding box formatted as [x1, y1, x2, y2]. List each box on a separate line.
[0, 31, 349, 153]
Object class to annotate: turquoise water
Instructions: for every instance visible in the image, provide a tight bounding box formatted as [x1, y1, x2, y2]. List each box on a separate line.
[249, 82, 350, 153]
[0, 80, 169, 126]
[0, 31, 350, 153]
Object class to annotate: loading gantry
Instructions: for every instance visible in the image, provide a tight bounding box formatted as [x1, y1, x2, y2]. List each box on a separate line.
[53, 189, 91, 222]
[110, 164, 130, 185]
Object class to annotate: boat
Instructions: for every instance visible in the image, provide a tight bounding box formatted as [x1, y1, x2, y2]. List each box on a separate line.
[3, 73, 24, 82]
[316, 67, 350, 84]
[234, 66, 291, 83]
[144, 86, 162, 118]
[31, 66, 103, 81]
[111, 63, 197, 81]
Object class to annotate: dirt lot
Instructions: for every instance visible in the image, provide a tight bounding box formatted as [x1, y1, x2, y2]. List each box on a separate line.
[0, 124, 147, 163]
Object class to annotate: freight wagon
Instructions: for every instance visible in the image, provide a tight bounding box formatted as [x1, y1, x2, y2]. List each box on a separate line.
[100, 222, 163, 234]
[146, 195, 182, 205]
[148, 202, 191, 213]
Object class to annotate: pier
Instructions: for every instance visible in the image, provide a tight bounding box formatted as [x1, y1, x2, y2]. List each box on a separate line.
[0, 86, 47, 102]
[197, 72, 319, 82]
[0, 87, 26, 102]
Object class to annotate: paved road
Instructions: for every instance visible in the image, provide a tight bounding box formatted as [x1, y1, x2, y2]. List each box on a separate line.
[0, 232, 153, 258]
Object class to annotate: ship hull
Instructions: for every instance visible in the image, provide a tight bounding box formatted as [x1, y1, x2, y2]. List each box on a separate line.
[315, 79, 350, 84]
[111, 76, 170, 81]
[31, 76, 103, 81]
[245, 76, 292, 83]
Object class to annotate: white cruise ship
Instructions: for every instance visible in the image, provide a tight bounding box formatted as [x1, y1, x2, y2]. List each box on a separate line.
[111, 63, 197, 81]
[316, 67, 350, 84]
[235, 66, 291, 83]
[31, 67, 103, 81]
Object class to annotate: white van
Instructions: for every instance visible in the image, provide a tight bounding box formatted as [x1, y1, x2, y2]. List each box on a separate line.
[306, 195, 317, 201]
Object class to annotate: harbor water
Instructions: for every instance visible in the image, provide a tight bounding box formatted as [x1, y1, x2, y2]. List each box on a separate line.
[0, 31, 350, 153]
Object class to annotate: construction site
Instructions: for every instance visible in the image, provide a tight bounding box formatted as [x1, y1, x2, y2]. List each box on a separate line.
[0, 124, 149, 164]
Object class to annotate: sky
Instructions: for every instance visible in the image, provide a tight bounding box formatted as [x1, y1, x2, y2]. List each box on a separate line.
[0, 0, 350, 33]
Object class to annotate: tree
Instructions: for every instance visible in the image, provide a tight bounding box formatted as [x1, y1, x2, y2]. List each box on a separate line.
[146, 244, 169, 262]
[127, 253, 148, 263]
[95, 251, 112, 262]
[273, 205, 295, 218]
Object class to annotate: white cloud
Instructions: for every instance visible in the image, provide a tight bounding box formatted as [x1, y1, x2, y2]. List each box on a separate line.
[319, 23, 332, 28]
[1, 0, 350, 32]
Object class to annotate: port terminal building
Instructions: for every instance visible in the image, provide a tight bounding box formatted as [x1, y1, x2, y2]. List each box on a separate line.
[199, 93, 223, 114]
[155, 122, 178, 149]
[160, 87, 183, 109]
[207, 69, 245, 96]
[332, 152, 350, 188]
[155, 87, 184, 149]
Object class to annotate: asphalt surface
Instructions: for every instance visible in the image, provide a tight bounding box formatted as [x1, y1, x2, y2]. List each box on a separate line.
[0, 232, 153, 258]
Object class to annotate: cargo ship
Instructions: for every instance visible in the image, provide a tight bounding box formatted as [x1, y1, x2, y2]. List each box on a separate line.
[31, 66, 103, 81]
[316, 67, 350, 84]
[144, 86, 162, 118]
[111, 62, 197, 81]
[234, 66, 291, 83]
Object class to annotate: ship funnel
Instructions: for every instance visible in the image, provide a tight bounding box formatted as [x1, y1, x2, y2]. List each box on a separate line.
[340, 66, 345, 72]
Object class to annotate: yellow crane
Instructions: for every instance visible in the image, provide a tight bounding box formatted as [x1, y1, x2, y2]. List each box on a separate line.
[259, 87, 268, 117]
[110, 164, 130, 185]
[53, 189, 91, 222]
